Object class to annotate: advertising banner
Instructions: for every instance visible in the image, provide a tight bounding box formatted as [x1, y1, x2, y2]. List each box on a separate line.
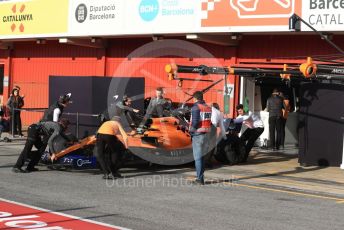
[68, 0, 124, 36]
[0, 0, 343, 40]
[302, 0, 344, 31]
[201, 0, 302, 32]
[68, 0, 307, 36]
[0, 0, 68, 39]
[68, 0, 201, 36]
[129, 0, 201, 34]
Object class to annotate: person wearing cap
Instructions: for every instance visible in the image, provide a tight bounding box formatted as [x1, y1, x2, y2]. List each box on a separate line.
[12, 118, 70, 173]
[41, 93, 72, 122]
[94, 116, 128, 179]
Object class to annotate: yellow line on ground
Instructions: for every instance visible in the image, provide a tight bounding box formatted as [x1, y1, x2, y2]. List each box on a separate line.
[224, 182, 344, 203]
[245, 177, 344, 193]
[185, 176, 195, 180]
[185, 176, 344, 204]
[209, 169, 344, 192]
[250, 169, 344, 184]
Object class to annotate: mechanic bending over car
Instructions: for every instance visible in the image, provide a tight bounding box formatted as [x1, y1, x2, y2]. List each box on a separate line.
[121, 96, 142, 129]
[12, 118, 71, 173]
[112, 95, 141, 130]
[99, 95, 140, 124]
[235, 104, 264, 161]
[94, 116, 128, 180]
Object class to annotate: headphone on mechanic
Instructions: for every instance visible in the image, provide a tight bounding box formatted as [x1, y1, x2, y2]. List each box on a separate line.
[122, 95, 131, 104]
[59, 93, 72, 104]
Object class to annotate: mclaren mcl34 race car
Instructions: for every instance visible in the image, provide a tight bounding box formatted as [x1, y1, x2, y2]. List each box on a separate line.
[41, 105, 246, 170]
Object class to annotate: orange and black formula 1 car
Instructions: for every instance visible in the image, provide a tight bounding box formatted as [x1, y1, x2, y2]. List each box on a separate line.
[51, 115, 194, 167]
[43, 100, 196, 167]
[45, 107, 245, 169]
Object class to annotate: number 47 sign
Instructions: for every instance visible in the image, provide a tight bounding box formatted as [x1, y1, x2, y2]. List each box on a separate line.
[223, 84, 234, 114]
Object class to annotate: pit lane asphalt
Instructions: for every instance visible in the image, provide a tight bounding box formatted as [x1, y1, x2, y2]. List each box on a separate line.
[1, 142, 343, 230]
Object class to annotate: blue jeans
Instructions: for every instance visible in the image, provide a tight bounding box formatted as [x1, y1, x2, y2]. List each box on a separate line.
[192, 134, 209, 182]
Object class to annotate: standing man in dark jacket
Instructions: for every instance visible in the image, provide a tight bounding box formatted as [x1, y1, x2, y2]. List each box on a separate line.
[190, 91, 212, 185]
[41, 93, 72, 122]
[265, 89, 284, 150]
[7, 88, 24, 136]
[12, 118, 70, 173]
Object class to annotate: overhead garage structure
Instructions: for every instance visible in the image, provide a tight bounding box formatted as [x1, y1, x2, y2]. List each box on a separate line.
[0, 0, 343, 164]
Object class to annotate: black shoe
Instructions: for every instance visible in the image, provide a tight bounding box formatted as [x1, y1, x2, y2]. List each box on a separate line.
[12, 167, 27, 173]
[3, 137, 12, 143]
[192, 179, 205, 185]
[26, 167, 39, 172]
[102, 174, 115, 180]
[300, 163, 310, 167]
[112, 172, 122, 178]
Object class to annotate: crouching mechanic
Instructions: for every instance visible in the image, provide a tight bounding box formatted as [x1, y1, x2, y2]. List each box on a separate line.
[94, 117, 128, 180]
[235, 104, 264, 162]
[12, 119, 70, 173]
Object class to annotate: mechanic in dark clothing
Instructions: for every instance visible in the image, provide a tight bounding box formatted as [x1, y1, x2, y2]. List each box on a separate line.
[265, 89, 284, 150]
[7, 88, 24, 136]
[41, 93, 72, 122]
[113, 95, 140, 126]
[99, 95, 140, 126]
[12, 119, 70, 173]
[144, 87, 170, 119]
[138, 87, 170, 131]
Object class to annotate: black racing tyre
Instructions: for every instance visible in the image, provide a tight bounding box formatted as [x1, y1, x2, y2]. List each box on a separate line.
[224, 143, 245, 165]
[51, 135, 74, 153]
[224, 143, 238, 165]
[238, 143, 248, 163]
[214, 139, 229, 164]
[215, 136, 247, 165]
